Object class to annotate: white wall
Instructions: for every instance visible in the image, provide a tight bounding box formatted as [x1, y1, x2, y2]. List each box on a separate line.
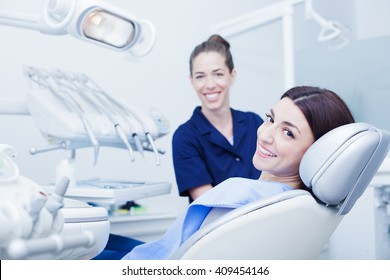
[294, 0, 390, 131]
[355, 0, 390, 40]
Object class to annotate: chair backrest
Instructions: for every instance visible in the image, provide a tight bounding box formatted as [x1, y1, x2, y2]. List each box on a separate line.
[300, 122, 390, 215]
[171, 123, 390, 260]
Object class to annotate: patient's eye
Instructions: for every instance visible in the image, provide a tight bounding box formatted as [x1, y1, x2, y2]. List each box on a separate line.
[283, 128, 295, 139]
[265, 113, 274, 123]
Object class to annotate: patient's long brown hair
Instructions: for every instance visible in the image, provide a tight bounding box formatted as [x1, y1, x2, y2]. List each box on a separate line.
[281, 86, 355, 141]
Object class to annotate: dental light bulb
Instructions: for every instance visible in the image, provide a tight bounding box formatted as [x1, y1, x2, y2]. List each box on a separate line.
[82, 10, 136, 48]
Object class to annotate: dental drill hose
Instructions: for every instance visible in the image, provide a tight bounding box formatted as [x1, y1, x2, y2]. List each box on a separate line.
[115, 123, 135, 161]
[146, 132, 160, 165]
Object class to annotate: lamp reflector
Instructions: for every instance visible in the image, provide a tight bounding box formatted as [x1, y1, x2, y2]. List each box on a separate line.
[82, 10, 136, 48]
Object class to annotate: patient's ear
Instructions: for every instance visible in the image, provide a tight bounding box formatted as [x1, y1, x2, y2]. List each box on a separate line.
[299, 122, 390, 215]
[230, 69, 237, 85]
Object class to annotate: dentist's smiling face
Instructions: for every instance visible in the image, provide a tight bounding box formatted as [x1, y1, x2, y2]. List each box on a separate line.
[190, 51, 236, 112]
[253, 97, 315, 180]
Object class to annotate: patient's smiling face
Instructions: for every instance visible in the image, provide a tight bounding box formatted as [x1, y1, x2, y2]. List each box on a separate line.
[253, 97, 315, 187]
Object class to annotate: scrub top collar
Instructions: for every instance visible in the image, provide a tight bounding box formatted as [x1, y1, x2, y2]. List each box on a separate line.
[192, 106, 248, 154]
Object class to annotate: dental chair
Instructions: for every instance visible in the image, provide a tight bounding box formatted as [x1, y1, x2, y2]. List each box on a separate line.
[171, 122, 390, 260]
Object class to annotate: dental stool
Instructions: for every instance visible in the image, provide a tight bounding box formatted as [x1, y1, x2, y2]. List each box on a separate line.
[171, 122, 390, 259]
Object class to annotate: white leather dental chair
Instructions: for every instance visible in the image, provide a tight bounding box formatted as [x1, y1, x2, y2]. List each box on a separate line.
[170, 123, 390, 260]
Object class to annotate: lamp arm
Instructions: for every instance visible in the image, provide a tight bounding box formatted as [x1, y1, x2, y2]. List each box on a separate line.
[0, 0, 76, 35]
[0, 10, 67, 35]
[39, 0, 76, 35]
[0, 11, 40, 31]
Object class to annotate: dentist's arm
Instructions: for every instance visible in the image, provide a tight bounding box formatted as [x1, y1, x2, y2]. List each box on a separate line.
[188, 184, 213, 200]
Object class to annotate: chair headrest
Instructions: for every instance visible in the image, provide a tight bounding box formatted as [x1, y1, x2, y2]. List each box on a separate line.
[300, 122, 390, 216]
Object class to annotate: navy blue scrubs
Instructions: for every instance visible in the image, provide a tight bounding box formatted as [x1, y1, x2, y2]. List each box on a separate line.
[172, 107, 263, 201]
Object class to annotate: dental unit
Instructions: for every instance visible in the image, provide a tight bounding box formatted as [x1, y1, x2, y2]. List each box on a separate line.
[24, 66, 169, 167]
[0, 0, 173, 260]
[0, 144, 110, 259]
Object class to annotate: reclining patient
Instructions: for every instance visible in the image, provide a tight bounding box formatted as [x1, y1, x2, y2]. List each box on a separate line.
[95, 85, 355, 260]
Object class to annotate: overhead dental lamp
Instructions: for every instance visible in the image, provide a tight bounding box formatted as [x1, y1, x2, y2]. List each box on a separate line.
[304, 0, 349, 49]
[0, 0, 156, 56]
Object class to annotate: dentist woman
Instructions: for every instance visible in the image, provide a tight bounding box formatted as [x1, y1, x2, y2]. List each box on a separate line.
[172, 34, 263, 202]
